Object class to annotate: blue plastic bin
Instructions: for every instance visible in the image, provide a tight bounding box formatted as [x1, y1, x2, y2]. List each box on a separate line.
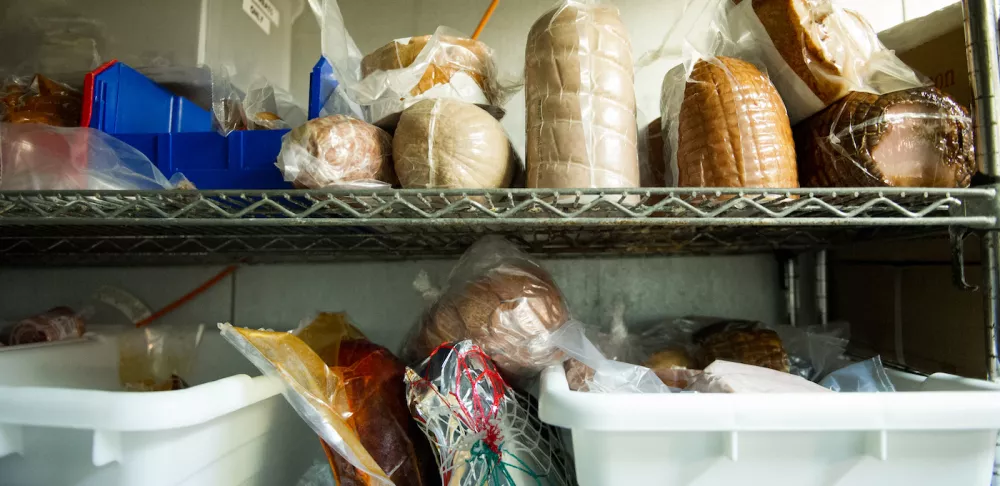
[308, 57, 338, 120]
[83, 61, 290, 189]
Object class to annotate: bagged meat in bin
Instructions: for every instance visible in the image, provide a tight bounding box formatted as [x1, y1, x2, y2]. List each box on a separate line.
[550, 320, 673, 394]
[660, 55, 798, 188]
[308, 0, 508, 122]
[819, 355, 895, 393]
[1, 307, 88, 346]
[211, 69, 307, 135]
[405, 340, 573, 485]
[277, 115, 397, 189]
[795, 87, 976, 188]
[119, 324, 204, 391]
[728, 0, 928, 123]
[524, 1, 639, 190]
[393, 99, 515, 189]
[407, 236, 569, 385]
[692, 319, 791, 373]
[220, 313, 438, 486]
[0, 123, 188, 190]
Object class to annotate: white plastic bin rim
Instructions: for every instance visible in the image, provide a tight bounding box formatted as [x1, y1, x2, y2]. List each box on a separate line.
[0, 374, 281, 432]
[538, 365, 1000, 433]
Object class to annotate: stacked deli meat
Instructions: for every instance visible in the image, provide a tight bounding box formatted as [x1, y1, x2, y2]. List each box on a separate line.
[665, 56, 798, 188]
[525, 2, 640, 189]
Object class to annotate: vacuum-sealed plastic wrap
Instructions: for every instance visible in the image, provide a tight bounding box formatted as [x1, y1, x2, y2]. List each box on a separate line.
[1, 74, 82, 127]
[408, 236, 569, 385]
[819, 356, 895, 393]
[660, 56, 798, 188]
[729, 0, 928, 123]
[405, 340, 573, 485]
[2, 307, 87, 346]
[119, 324, 204, 392]
[220, 313, 437, 486]
[795, 87, 976, 188]
[524, 1, 639, 189]
[277, 115, 397, 189]
[309, 0, 505, 122]
[0, 124, 188, 190]
[393, 99, 514, 189]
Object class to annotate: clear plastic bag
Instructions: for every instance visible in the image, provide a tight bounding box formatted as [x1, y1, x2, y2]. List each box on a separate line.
[210, 68, 307, 136]
[393, 99, 515, 189]
[794, 86, 976, 188]
[405, 340, 573, 485]
[0, 124, 188, 190]
[660, 50, 798, 188]
[0, 0, 105, 77]
[819, 356, 896, 393]
[551, 320, 672, 394]
[277, 115, 397, 189]
[407, 236, 570, 386]
[728, 0, 928, 123]
[524, 1, 639, 189]
[308, 0, 506, 123]
[1, 307, 88, 346]
[220, 313, 438, 486]
[119, 323, 205, 392]
[1, 74, 82, 127]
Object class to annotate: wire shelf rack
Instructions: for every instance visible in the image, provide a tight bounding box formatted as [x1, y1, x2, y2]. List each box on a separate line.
[0, 187, 995, 264]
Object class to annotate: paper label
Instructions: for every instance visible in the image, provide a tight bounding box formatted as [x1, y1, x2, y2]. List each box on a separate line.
[252, 0, 280, 27]
[243, 0, 271, 35]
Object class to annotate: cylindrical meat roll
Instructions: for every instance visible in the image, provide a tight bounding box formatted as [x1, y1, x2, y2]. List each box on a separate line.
[795, 87, 976, 187]
[525, 2, 639, 189]
[664, 56, 798, 188]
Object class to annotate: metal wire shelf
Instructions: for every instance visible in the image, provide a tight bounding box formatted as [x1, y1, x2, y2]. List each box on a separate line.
[0, 187, 995, 264]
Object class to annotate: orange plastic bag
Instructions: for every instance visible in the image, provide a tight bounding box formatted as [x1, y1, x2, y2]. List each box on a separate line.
[220, 313, 436, 486]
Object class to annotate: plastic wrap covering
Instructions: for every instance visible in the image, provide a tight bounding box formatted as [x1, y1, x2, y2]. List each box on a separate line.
[119, 324, 204, 392]
[660, 56, 798, 188]
[405, 341, 573, 485]
[729, 0, 928, 123]
[211, 70, 307, 136]
[794, 87, 976, 188]
[408, 237, 569, 385]
[220, 313, 438, 486]
[0, 0, 105, 76]
[2, 307, 87, 346]
[819, 356, 895, 393]
[393, 99, 515, 189]
[0, 124, 188, 190]
[524, 1, 639, 189]
[277, 115, 397, 189]
[687, 360, 832, 393]
[308, 0, 505, 123]
[692, 319, 791, 373]
[552, 321, 672, 394]
[1, 74, 82, 127]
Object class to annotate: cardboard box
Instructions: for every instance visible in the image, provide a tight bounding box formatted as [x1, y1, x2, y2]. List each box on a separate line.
[830, 236, 989, 378]
[879, 3, 971, 108]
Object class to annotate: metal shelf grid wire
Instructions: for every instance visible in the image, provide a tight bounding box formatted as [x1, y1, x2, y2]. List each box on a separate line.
[0, 187, 994, 264]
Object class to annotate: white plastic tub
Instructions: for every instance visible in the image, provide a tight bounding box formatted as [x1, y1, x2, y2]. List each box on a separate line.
[0, 331, 322, 486]
[539, 365, 1000, 486]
